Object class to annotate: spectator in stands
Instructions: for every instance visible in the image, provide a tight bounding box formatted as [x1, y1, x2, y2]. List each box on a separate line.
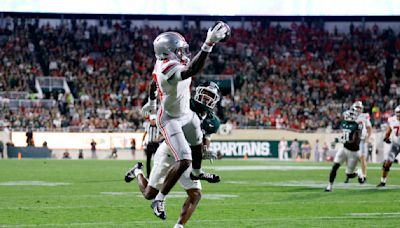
[0, 17, 399, 132]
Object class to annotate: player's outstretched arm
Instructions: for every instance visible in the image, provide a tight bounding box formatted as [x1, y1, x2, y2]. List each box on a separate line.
[181, 22, 228, 80]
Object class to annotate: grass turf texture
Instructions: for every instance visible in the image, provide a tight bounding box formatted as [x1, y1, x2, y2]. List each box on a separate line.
[0, 159, 399, 227]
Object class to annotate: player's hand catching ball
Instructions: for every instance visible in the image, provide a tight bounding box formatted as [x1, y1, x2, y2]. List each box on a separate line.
[202, 21, 231, 52]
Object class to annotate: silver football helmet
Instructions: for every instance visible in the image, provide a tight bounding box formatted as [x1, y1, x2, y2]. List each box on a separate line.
[153, 32, 190, 62]
[194, 81, 221, 110]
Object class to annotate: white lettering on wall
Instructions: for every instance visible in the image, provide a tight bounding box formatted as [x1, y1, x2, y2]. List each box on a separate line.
[209, 141, 271, 157]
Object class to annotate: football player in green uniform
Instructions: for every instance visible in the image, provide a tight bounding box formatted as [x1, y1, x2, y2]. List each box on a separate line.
[325, 109, 363, 192]
[124, 82, 221, 227]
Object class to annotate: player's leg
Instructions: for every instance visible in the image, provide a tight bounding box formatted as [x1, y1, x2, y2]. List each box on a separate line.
[125, 162, 159, 199]
[377, 143, 400, 187]
[175, 163, 202, 227]
[359, 140, 367, 181]
[145, 147, 152, 178]
[346, 150, 364, 184]
[174, 189, 202, 228]
[377, 160, 392, 187]
[125, 142, 171, 200]
[152, 116, 193, 220]
[183, 111, 220, 183]
[326, 148, 345, 192]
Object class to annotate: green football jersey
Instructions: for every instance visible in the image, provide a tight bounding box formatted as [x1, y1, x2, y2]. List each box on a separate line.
[201, 112, 221, 135]
[190, 98, 220, 135]
[341, 120, 362, 151]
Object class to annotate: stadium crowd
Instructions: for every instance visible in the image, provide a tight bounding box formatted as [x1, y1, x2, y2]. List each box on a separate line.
[0, 17, 400, 131]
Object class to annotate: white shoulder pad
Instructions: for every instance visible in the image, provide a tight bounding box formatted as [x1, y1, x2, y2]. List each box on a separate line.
[160, 60, 184, 80]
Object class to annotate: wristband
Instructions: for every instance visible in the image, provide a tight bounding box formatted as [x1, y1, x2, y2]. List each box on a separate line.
[201, 42, 214, 52]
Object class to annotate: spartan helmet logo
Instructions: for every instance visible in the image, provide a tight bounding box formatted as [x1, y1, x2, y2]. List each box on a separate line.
[153, 32, 191, 63]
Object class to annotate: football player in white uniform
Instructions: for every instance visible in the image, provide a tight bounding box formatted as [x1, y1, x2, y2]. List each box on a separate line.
[348, 101, 372, 183]
[377, 105, 400, 187]
[141, 22, 229, 219]
[325, 110, 363, 192]
[125, 83, 221, 227]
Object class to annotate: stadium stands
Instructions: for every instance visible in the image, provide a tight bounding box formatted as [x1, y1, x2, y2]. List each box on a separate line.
[0, 17, 399, 131]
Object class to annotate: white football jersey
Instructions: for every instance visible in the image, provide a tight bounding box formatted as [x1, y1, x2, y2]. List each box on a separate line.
[153, 59, 191, 117]
[388, 116, 400, 144]
[356, 113, 372, 140]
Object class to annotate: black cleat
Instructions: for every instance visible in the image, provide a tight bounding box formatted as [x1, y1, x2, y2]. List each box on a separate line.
[358, 177, 366, 184]
[151, 200, 166, 220]
[376, 182, 386, 188]
[344, 178, 349, 183]
[124, 162, 143, 183]
[190, 172, 220, 183]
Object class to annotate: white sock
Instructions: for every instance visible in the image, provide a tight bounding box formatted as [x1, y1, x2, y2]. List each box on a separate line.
[192, 169, 202, 176]
[174, 224, 184, 228]
[134, 169, 143, 177]
[381, 177, 387, 183]
[327, 183, 332, 189]
[155, 192, 165, 201]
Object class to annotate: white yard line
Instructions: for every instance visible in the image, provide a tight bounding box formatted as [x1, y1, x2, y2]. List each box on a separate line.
[349, 212, 400, 216]
[3, 215, 400, 227]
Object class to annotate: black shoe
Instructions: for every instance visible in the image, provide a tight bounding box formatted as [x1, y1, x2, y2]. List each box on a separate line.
[376, 182, 386, 188]
[124, 162, 143, 183]
[190, 172, 220, 183]
[324, 186, 332, 192]
[358, 176, 366, 184]
[344, 178, 349, 183]
[151, 200, 166, 220]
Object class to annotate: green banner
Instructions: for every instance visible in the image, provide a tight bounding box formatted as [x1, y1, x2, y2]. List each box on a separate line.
[209, 140, 303, 158]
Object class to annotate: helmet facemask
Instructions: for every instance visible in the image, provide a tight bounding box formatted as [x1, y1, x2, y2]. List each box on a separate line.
[175, 44, 191, 64]
[344, 110, 357, 121]
[194, 86, 220, 110]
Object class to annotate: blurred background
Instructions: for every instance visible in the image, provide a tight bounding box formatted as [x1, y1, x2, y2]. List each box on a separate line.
[0, 0, 399, 162]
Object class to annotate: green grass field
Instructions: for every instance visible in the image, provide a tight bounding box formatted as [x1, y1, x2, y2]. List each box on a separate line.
[0, 159, 400, 227]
